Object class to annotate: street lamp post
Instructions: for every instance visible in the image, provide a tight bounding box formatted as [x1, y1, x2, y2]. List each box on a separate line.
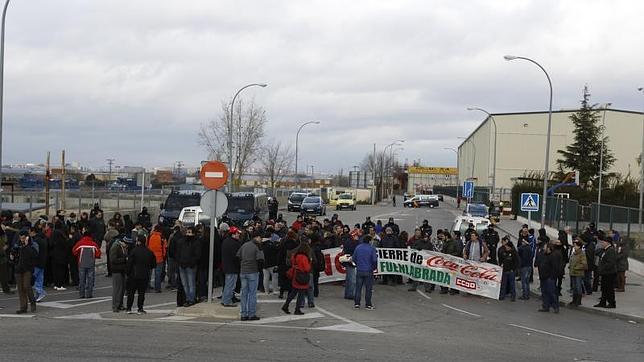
[638, 87, 644, 231]
[444, 147, 460, 206]
[390, 146, 404, 196]
[383, 140, 404, 200]
[295, 121, 320, 188]
[597, 103, 611, 226]
[505, 55, 553, 228]
[0, 0, 10, 209]
[468, 107, 498, 200]
[228, 83, 267, 192]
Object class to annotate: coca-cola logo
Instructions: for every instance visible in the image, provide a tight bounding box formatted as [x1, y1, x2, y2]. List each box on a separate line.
[426, 256, 500, 282]
[456, 278, 476, 290]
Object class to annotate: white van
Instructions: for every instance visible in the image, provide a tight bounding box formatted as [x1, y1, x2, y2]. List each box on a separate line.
[178, 206, 211, 227]
[451, 216, 491, 236]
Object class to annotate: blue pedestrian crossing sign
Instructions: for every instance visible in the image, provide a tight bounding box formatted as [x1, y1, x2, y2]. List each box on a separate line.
[462, 181, 474, 199]
[520, 193, 540, 212]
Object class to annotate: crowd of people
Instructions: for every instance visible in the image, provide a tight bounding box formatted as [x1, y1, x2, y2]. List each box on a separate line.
[0, 202, 630, 319]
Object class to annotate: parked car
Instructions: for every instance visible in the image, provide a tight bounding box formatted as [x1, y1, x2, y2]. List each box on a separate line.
[287, 192, 310, 212]
[403, 194, 439, 208]
[452, 216, 491, 236]
[335, 193, 356, 211]
[437, 194, 444, 201]
[462, 203, 489, 219]
[301, 196, 326, 216]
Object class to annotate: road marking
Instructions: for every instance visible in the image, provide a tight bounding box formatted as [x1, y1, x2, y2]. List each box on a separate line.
[39, 296, 111, 309]
[257, 299, 285, 304]
[315, 306, 383, 334]
[145, 309, 174, 314]
[157, 315, 195, 321]
[0, 314, 35, 318]
[57, 313, 103, 320]
[508, 323, 587, 343]
[417, 290, 431, 300]
[237, 312, 325, 324]
[144, 302, 177, 309]
[0, 286, 112, 302]
[441, 303, 481, 317]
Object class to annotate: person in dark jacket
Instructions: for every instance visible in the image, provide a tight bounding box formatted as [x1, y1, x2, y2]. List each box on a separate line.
[175, 226, 201, 306]
[221, 227, 241, 307]
[125, 235, 156, 314]
[136, 207, 152, 230]
[537, 243, 560, 313]
[88, 211, 106, 249]
[261, 227, 280, 295]
[29, 227, 48, 302]
[50, 224, 70, 291]
[582, 235, 595, 295]
[379, 227, 399, 286]
[594, 237, 617, 308]
[281, 241, 312, 315]
[12, 230, 37, 313]
[353, 235, 378, 309]
[482, 225, 500, 265]
[110, 235, 130, 312]
[278, 231, 299, 299]
[408, 233, 435, 292]
[615, 240, 629, 292]
[517, 237, 533, 300]
[499, 240, 519, 301]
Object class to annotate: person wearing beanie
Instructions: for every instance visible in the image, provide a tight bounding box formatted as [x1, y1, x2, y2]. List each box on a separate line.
[499, 239, 519, 301]
[13, 230, 37, 314]
[110, 235, 130, 312]
[125, 234, 156, 314]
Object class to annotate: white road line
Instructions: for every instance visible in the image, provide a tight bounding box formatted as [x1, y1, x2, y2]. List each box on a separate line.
[441, 303, 481, 317]
[417, 290, 431, 300]
[145, 302, 177, 309]
[39, 297, 111, 309]
[315, 306, 383, 334]
[0, 314, 35, 318]
[508, 323, 587, 343]
[0, 286, 112, 301]
[315, 306, 354, 324]
[237, 312, 325, 325]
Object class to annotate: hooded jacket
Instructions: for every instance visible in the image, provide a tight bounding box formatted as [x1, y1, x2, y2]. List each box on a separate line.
[72, 235, 101, 268]
[147, 231, 167, 264]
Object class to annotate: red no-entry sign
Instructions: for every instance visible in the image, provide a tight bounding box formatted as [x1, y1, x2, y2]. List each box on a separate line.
[199, 161, 229, 190]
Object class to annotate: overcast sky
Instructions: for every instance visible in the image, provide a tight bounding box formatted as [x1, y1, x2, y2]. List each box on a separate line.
[3, 0, 643, 174]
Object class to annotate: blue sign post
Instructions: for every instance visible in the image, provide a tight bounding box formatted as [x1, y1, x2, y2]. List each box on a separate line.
[520, 193, 540, 228]
[463, 181, 474, 200]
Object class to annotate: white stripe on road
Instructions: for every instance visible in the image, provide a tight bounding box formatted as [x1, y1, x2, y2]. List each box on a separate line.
[508, 323, 587, 343]
[441, 303, 481, 317]
[417, 290, 431, 300]
[236, 312, 325, 325]
[0, 286, 112, 302]
[39, 296, 111, 309]
[0, 314, 35, 318]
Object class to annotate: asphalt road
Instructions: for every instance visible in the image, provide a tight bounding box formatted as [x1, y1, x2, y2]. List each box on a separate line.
[0, 202, 642, 361]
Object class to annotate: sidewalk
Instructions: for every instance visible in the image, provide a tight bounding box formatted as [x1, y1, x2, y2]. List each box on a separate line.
[444, 195, 644, 321]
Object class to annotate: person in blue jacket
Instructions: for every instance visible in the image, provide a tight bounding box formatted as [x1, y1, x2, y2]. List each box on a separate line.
[352, 235, 378, 310]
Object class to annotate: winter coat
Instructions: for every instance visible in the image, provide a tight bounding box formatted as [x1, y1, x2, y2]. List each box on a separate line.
[537, 252, 558, 280]
[50, 229, 70, 265]
[221, 236, 241, 274]
[597, 245, 617, 275]
[616, 244, 629, 272]
[176, 235, 201, 269]
[147, 231, 166, 264]
[412, 238, 434, 252]
[353, 242, 378, 273]
[72, 236, 101, 268]
[109, 241, 128, 274]
[500, 248, 519, 273]
[33, 233, 48, 269]
[380, 234, 400, 249]
[15, 242, 37, 274]
[441, 238, 461, 257]
[89, 217, 106, 245]
[289, 252, 312, 289]
[517, 242, 533, 268]
[126, 244, 156, 280]
[550, 248, 564, 278]
[568, 249, 588, 277]
[262, 240, 280, 268]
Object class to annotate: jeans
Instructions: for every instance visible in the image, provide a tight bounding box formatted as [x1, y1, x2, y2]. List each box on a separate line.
[570, 275, 583, 296]
[167, 258, 177, 287]
[179, 267, 197, 303]
[262, 267, 278, 293]
[153, 263, 164, 291]
[284, 288, 306, 312]
[519, 266, 531, 299]
[112, 272, 126, 311]
[583, 269, 593, 294]
[540, 278, 558, 311]
[223, 273, 239, 305]
[499, 271, 516, 300]
[240, 273, 259, 318]
[344, 266, 356, 299]
[300, 273, 315, 308]
[354, 271, 374, 306]
[32, 267, 45, 299]
[78, 267, 95, 298]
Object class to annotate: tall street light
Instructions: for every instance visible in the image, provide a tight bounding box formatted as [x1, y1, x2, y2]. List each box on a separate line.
[505, 55, 553, 228]
[390, 146, 404, 196]
[457, 137, 476, 179]
[638, 87, 644, 231]
[0, 0, 10, 209]
[295, 121, 320, 188]
[468, 107, 498, 200]
[228, 83, 267, 191]
[383, 140, 404, 199]
[444, 147, 460, 205]
[596, 103, 611, 226]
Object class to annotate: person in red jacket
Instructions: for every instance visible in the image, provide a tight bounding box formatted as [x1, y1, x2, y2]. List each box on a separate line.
[147, 225, 167, 292]
[72, 231, 101, 299]
[281, 238, 312, 315]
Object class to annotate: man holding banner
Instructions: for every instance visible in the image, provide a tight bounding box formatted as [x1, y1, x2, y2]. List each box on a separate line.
[352, 235, 378, 309]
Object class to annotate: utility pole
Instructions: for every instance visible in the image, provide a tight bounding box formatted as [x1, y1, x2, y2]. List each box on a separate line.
[61, 150, 66, 210]
[106, 158, 115, 191]
[45, 152, 50, 216]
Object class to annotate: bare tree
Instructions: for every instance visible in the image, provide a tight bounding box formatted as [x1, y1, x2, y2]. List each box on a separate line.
[260, 141, 294, 191]
[199, 99, 266, 190]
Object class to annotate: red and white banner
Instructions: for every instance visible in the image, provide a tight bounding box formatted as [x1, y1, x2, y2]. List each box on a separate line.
[318, 247, 502, 300]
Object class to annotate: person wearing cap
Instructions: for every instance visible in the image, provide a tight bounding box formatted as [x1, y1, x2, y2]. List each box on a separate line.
[110, 235, 130, 312]
[568, 238, 587, 307]
[12, 229, 37, 314]
[498, 240, 519, 301]
[361, 217, 375, 235]
[379, 227, 399, 286]
[29, 227, 48, 302]
[594, 237, 617, 308]
[221, 226, 242, 307]
[537, 242, 560, 313]
[420, 220, 432, 239]
[384, 217, 400, 236]
[517, 235, 534, 300]
[481, 224, 500, 265]
[176, 226, 201, 307]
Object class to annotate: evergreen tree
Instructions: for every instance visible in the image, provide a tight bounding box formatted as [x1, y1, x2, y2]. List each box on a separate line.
[557, 85, 615, 187]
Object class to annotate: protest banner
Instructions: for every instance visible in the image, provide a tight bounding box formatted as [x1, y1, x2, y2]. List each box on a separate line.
[318, 247, 502, 300]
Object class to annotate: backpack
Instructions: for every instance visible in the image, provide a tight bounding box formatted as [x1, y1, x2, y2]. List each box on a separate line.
[314, 248, 326, 272]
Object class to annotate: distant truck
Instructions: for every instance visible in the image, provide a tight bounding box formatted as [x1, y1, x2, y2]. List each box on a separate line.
[223, 192, 269, 226]
[159, 191, 203, 226]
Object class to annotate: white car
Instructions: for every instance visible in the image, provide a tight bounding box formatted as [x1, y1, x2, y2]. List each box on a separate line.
[451, 216, 491, 236]
[178, 206, 211, 227]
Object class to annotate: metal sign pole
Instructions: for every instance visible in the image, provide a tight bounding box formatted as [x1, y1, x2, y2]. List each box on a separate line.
[207, 191, 217, 303]
[528, 211, 532, 230]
